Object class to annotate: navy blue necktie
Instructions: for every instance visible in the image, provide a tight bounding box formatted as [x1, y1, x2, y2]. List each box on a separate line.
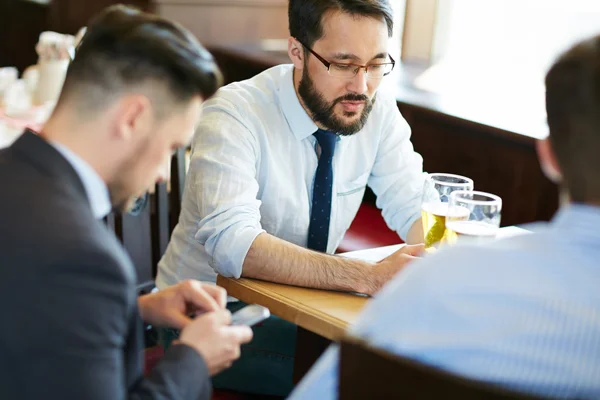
[307, 129, 337, 252]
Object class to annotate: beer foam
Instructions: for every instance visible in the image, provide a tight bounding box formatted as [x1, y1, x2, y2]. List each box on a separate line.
[421, 202, 449, 216]
[422, 202, 470, 218]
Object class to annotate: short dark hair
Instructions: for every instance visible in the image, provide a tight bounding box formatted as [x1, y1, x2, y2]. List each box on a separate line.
[288, 0, 394, 49]
[545, 35, 600, 203]
[58, 5, 222, 114]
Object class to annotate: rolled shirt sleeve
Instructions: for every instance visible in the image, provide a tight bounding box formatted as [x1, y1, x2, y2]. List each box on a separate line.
[190, 100, 266, 278]
[368, 94, 427, 241]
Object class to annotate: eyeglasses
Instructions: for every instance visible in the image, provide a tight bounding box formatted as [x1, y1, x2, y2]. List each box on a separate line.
[297, 40, 395, 79]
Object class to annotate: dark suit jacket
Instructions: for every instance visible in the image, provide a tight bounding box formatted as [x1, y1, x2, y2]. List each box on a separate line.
[0, 131, 211, 399]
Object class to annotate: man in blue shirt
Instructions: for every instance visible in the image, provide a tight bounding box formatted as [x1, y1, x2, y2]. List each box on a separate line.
[157, 0, 427, 396]
[291, 34, 600, 399]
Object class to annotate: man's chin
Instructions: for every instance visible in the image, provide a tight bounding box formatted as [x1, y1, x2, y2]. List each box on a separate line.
[341, 111, 360, 118]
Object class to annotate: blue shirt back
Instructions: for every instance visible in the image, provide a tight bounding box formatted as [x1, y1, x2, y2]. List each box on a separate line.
[290, 204, 600, 399]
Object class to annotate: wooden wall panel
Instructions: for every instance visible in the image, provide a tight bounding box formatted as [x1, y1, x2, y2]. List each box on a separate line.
[48, 0, 153, 34]
[400, 105, 558, 227]
[155, 0, 289, 46]
[0, 0, 49, 72]
[0, 0, 153, 73]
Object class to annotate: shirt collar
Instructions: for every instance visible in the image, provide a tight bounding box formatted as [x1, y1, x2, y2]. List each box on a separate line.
[49, 141, 112, 219]
[279, 65, 319, 141]
[551, 203, 600, 241]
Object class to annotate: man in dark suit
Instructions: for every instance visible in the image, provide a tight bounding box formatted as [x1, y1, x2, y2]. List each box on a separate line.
[0, 5, 252, 399]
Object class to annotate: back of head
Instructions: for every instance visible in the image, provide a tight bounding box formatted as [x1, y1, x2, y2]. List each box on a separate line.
[57, 4, 222, 116]
[288, 0, 394, 48]
[545, 35, 600, 204]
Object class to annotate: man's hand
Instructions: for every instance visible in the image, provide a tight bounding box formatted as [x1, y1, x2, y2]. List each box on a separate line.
[179, 310, 253, 375]
[138, 280, 227, 329]
[367, 244, 424, 295]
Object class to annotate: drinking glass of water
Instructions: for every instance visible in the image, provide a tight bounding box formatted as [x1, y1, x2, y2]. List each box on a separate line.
[421, 173, 474, 249]
[445, 190, 502, 244]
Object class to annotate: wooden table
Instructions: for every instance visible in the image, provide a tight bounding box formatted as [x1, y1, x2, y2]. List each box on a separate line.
[217, 274, 368, 382]
[217, 276, 367, 341]
[216, 244, 407, 382]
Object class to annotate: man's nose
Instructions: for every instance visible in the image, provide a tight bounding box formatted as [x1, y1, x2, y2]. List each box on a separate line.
[346, 68, 369, 94]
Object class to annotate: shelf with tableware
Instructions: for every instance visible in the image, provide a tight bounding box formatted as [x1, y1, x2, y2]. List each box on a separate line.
[0, 29, 84, 148]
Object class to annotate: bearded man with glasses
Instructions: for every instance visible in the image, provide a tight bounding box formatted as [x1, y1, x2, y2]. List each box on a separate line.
[156, 0, 430, 396]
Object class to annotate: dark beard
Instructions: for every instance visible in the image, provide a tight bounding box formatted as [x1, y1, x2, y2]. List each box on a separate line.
[297, 68, 375, 136]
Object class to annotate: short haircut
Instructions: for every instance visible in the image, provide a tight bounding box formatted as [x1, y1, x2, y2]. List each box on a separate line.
[288, 0, 394, 49]
[545, 35, 600, 203]
[58, 5, 222, 115]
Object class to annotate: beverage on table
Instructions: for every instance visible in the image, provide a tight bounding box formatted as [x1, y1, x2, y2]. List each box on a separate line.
[421, 202, 471, 247]
[421, 173, 474, 248]
[445, 190, 503, 245]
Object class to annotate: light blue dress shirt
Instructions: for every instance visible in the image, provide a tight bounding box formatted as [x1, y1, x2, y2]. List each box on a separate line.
[290, 204, 600, 399]
[156, 64, 427, 288]
[50, 141, 111, 219]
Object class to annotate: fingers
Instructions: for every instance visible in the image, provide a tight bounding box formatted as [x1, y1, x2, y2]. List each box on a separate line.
[424, 247, 438, 255]
[168, 312, 194, 330]
[227, 325, 253, 344]
[182, 280, 220, 313]
[199, 311, 253, 344]
[213, 309, 233, 325]
[200, 283, 227, 309]
[386, 254, 418, 273]
[229, 345, 241, 362]
[192, 309, 232, 328]
[400, 244, 425, 256]
[380, 245, 423, 263]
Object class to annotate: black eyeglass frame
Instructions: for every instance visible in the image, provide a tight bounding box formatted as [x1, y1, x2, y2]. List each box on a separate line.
[297, 39, 396, 78]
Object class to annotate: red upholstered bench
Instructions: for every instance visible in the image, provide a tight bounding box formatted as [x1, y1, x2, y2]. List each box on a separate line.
[336, 202, 403, 253]
[144, 346, 164, 376]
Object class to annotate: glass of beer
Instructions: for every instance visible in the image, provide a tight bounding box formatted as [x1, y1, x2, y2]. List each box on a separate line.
[445, 190, 502, 245]
[421, 173, 474, 248]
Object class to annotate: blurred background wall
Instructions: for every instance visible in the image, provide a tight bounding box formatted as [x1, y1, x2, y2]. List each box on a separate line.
[3, 0, 599, 228]
[155, 0, 289, 47]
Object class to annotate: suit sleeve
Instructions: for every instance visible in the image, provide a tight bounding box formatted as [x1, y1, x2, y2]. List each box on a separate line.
[127, 307, 212, 400]
[21, 248, 211, 400]
[130, 344, 212, 400]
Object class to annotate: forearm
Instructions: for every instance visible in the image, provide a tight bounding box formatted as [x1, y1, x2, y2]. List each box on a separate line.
[242, 233, 376, 294]
[405, 217, 424, 245]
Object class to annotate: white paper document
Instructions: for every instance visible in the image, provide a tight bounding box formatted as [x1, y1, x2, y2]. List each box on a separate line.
[339, 226, 531, 263]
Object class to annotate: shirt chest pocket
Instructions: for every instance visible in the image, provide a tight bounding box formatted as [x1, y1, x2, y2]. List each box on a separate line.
[337, 170, 370, 197]
[334, 171, 370, 234]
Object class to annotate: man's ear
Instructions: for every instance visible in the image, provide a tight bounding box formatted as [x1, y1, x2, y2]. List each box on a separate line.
[536, 137, 562, 183]
[288, 37, 305, 70]
[112, 94, 153, 142]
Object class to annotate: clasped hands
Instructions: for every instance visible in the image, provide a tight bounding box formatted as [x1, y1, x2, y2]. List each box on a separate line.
[138, 280, 253, 375]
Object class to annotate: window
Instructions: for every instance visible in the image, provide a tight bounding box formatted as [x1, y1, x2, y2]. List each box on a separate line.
[411, 0, 600, 133]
